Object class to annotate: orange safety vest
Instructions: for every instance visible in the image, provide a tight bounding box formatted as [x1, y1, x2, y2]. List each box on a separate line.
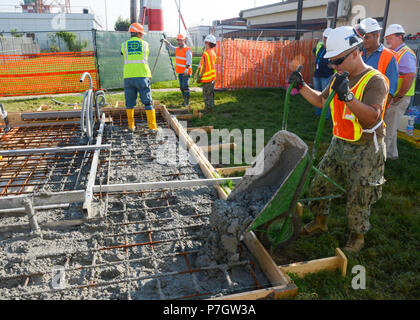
[361, 48, 396, 81]
[176, 46, 192, 75]
[199, 48, 217, 83]
[330, 69, 388, 145]
[394, 45, 417, 96]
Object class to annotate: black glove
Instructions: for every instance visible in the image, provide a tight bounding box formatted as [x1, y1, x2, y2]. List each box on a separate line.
[288, 70, 304, 90]
[331, 72, 350, 101]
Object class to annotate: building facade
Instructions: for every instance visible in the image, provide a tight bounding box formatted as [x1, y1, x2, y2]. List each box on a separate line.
[0, 12, 95, 52]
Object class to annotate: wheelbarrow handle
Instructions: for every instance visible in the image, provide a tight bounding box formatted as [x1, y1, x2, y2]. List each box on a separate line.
[282, 66, 303, 131]
[312, 89, 337, 163]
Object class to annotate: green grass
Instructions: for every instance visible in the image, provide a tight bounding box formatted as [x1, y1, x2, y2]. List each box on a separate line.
[1, 87, 419, 299]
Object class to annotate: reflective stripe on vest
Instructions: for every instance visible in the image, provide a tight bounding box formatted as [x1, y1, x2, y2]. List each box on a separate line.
[200, 48, 217, 83]
[330, 69, 387, 147]
[395, 45, 417, 96]
[176, 46, 192, 75]
[315, 41, 323, 56]
[121, 38, 151, 78]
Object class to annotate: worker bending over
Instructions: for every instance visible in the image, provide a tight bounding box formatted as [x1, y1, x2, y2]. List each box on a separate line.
[197, 35, 217, 113]
[289, 26, 389, 253]
[121, 23, 157, 132]
[384, 24, 417, 160]
[359, 17, 398, 108]
[163, 34, 193, 109]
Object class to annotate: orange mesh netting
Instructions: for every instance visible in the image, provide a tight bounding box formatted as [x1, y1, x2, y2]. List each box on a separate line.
[215, 39, 317, 89]
[0, 51, 98, 97]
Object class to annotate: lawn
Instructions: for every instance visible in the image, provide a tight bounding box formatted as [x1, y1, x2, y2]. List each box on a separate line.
[1, 87, 419, 299]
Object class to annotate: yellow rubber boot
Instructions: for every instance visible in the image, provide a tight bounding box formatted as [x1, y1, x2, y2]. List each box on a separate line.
[145, 109, 158, 131]
[126, 109, 135, 131]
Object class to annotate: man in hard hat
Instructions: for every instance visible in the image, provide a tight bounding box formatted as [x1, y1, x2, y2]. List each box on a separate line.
[197, 35, 217, 113]
[121, 23, 157, 132]
[359, 18, 399, 109]
[312, 27, 334, 117]
[288, 26, 389, 254]
[384, 24, 417, 160]
[163, 34, 193, 109]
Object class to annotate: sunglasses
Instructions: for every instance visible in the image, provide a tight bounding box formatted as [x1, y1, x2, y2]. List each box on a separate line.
[329, 48, 357, 66]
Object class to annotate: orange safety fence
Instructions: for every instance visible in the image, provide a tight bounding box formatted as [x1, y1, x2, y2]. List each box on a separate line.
[0, 51, 98, 97]
[215, 39, 317, 90]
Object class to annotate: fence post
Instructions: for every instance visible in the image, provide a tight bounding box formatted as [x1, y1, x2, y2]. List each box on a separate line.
[93, 29, 102, 90]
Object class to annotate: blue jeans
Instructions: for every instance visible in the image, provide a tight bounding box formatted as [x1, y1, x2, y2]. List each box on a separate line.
[178, 73, 190, 98]
[313, 76, 332, 117]
[124, 77, 153, 110]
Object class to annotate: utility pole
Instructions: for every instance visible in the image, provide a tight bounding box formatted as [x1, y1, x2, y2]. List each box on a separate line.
[104, 0, 108, 31]
[380, 0, 391, 43]
[178, 0, 181, 34]
[295, 0, 303, 40]
[130, 0, 138, 24]
[332, 0, 339, 29]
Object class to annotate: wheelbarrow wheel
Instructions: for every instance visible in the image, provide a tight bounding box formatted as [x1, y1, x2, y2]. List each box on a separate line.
[257, 211, 301, 251]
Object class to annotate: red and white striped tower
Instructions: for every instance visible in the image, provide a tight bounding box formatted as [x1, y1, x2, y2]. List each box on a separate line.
[141, 0, 164, 33]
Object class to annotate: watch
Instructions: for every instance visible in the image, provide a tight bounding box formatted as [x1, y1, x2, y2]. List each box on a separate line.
[344, 92, 354, 102]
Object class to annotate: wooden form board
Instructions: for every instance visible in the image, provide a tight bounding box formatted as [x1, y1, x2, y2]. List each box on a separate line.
[161, 105, 297, 300]
[216, 166, 250, 176]
[280, 248, 348, 278]
[160, 106, 230, 200]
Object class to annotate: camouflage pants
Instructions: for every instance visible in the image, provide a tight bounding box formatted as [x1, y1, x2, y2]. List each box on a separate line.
[202, 81, 215, 110]
[309, 136, 386, 234]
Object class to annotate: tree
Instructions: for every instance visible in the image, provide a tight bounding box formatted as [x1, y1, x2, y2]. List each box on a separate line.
[114, 16, 130, 31]
[10, 29, 23, 37]
[52, 31, 89, 52]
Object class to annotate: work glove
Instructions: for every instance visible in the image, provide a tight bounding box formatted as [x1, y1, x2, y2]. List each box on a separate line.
[331, 72, 350, 101]
[288, 69, 304, 90]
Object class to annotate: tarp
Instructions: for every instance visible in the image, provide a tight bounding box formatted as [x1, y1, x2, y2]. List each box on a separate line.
[95, 31, 176, 90]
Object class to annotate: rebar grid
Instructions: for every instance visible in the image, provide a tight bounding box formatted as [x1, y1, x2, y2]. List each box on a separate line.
[0, 109, 270, 300]
[0, 123, 92, 195]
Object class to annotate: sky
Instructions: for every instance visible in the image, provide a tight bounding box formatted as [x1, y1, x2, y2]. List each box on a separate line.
[1, 0, 281, 33]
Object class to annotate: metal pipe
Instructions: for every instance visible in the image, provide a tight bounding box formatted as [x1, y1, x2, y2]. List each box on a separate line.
[380, 0, 391, 44]
[92, 177, 243, 193]
[0, 204, 70, 215]
[83, 113, 106, 218]
[0, 145, 111, 157]
[0, 190, 86, 210]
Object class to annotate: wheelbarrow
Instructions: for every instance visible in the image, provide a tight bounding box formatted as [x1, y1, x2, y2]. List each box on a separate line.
[229, 66, 345, 249]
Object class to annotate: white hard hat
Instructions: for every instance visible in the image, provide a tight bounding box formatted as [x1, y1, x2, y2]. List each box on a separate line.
[360, 17, 382, 33]
[323, 27, 332, 38]
[324, 26, 363, 59]
[385, 24, 406, 37]
[204, 34, 217, 44]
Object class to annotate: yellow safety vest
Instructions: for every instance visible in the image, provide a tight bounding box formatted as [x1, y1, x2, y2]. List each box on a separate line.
[121, 37, 152, 79]
[395, 45, 417, 97]
[199, 48, 217, 83]
[330, 69, 387, 146]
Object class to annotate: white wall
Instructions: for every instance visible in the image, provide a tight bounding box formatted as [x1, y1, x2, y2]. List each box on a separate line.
[0, 13, 95, 51]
